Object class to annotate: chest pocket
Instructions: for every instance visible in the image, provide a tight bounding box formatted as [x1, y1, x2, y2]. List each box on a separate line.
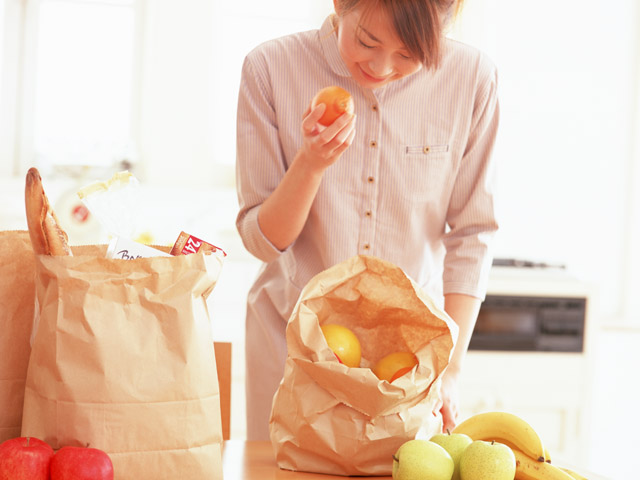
[399, 143, 452, 202]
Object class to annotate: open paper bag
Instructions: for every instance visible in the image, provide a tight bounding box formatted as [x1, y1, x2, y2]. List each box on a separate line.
[0, 231, 36, 443]
[269, 255, 458, 476]
[21, 245, 224, 480]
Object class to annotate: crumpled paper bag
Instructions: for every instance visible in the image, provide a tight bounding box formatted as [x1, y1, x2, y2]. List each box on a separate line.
[269, 255, 458, 476]
[21, 245, 224, 480]
[0, 231, 36, 443]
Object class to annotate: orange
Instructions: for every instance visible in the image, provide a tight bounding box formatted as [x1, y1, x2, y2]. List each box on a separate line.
[311, 86, 355, 126]
[372, 351, 418, 383]
[320, 324, 361, 368]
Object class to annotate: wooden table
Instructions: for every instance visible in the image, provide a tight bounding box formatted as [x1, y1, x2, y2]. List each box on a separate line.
[222, 440, 392, 479]
[222, 440, 610, 480]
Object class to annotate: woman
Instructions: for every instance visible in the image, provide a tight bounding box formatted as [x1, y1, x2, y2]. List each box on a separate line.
[236, 0, 499, 441]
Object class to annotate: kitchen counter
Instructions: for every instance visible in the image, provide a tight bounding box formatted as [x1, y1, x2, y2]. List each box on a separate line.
[222, 440, 391, 479]
[222, 440, 611, 480]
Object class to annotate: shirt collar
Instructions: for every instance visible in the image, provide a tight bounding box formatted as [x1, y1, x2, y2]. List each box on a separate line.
[320, 15, 352, 78]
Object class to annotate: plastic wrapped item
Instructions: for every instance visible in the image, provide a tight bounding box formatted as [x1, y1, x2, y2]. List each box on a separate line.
[77, 171, 140, 240]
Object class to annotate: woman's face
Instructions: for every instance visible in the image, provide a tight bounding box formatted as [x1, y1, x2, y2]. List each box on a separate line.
[334, 5, 424, 89]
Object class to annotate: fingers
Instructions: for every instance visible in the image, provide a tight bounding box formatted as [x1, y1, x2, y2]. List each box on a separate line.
[300, 105, 356, 168]
[440, 401, 459, 433]
[311, 112, 356, 152]
[330, 126, 356, 158]
[302, 103, 326, 135]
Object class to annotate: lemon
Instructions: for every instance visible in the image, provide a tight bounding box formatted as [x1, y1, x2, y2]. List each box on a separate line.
[320, 324, 361, 368]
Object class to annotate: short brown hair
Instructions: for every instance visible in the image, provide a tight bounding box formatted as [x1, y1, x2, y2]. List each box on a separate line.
[335, 0, 464, 69]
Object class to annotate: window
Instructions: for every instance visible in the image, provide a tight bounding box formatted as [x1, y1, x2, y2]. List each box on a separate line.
[8, 0, 140, 174]
[30, 0, 137, 168]
[0, 1, 5, 94]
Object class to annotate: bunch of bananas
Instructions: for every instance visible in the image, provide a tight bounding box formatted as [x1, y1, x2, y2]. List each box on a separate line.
[452, 412, 587, 480]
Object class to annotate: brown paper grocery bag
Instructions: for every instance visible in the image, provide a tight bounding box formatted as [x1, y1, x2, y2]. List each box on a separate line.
[269, 255, 457, 476]
[21, 245, 224, 479]
[0, 231, 36, 443]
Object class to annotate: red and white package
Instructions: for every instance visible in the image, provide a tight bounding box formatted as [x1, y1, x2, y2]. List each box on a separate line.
[170, 231, 226, 257]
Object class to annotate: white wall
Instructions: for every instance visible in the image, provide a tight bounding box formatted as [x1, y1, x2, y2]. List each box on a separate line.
[137, 0, 216, 188]
[451, 0, 640, 323]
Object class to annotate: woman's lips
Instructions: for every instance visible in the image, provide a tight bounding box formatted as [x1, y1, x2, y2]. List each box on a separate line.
[359, 65, 390, 84]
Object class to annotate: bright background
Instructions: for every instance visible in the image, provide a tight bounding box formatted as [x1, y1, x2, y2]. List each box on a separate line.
[1, 1, 638, 478]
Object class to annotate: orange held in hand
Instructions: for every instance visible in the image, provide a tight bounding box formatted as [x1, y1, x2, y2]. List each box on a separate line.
[311, 86, 355, 126]
[373, 351, 418, 383]
[320, 324, 361, 368]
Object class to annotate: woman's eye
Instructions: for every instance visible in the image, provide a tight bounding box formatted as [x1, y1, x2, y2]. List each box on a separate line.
[358, 38, 374, 49]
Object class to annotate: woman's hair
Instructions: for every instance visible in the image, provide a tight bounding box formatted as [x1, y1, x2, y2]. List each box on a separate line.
[335, 0, 464, 69]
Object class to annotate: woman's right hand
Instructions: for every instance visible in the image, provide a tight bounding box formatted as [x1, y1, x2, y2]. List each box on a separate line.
[255, 103, 356, 251]
[297, 103, 356, 172]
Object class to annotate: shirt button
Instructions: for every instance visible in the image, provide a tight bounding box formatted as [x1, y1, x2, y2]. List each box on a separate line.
[372, 105, 378, 112]
[367, 176, 374, 183]
[423, 146, 431, 154]
[365, 210, 372, 217]
[363, 243, 370, 250]
[369, 140, 378, 148]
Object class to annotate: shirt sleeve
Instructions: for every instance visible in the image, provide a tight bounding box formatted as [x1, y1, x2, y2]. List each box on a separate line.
[235, 52, 288, 263]
[442, 56, 500, 300]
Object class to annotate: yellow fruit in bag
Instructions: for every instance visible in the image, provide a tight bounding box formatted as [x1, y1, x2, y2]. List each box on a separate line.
[373, 351, 418, 382]
[321, 324, 361, 367]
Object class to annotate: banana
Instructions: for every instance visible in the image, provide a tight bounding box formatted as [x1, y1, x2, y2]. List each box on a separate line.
[452, 411, 547, 462]
[558, 467, 588, 480]
[513, 449, 575, 480]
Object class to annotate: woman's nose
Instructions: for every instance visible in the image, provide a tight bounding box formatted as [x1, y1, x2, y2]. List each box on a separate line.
[368, 55, 394, 77]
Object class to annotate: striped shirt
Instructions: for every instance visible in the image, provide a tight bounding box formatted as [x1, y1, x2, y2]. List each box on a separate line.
[235, 15, 499, 440]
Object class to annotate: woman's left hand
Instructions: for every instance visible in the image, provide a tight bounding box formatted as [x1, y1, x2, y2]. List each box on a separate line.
[435, 369, 460, 433]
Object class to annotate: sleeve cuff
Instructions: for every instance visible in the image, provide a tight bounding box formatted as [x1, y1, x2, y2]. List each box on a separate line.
[238, 206, 289, 263]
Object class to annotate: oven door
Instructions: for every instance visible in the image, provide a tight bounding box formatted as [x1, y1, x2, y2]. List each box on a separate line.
[469, 295, 585, 352]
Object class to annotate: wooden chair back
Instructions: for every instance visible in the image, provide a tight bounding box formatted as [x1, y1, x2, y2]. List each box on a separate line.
[214, 341, 232, 440]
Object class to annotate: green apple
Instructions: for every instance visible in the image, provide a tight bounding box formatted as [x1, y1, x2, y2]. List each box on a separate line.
[430, 431, 473, 480]
[459, 440, 516, 480]
[392, 439, 454, 480]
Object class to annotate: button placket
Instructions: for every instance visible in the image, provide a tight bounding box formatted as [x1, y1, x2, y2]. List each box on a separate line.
[360, 92, 382, 256]
[362, 172, 376, 254]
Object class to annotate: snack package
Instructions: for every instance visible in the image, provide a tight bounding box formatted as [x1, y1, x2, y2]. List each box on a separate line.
[269, 255, 458, 476]
[170, 231, 226, 257]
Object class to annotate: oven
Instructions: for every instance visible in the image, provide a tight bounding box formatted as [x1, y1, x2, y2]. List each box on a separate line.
[469, 260, 590, 353]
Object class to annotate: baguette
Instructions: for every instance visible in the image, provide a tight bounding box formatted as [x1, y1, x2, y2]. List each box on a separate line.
[25, 167, 72, 256]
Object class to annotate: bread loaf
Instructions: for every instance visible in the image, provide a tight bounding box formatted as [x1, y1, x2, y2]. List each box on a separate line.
[25, 167, 72, 256]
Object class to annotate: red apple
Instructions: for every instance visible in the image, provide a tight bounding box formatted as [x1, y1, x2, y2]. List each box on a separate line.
[51, 446, 114, 480]
[0, 436, 54, 480]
